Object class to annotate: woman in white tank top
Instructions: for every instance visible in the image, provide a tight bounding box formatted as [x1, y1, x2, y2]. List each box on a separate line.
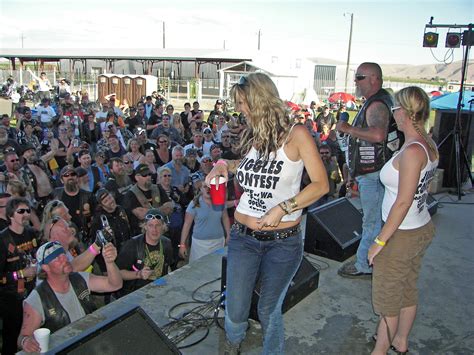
[368, 87, 439, 355]
[205, 73, 328, 354]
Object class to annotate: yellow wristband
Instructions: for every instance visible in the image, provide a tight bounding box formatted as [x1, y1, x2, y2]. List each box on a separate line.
[374, 237, 386, 247]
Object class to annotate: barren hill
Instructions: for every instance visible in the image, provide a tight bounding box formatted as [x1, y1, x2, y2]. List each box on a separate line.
[381, 60, 474, 82]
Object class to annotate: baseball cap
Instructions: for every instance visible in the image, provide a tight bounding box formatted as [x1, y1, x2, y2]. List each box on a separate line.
[203, 128, 212, 134]
[135, 163, 151, 176]
[60, 165, 76, 177]
[37, 241, 66, 266]
[21, 143, 36, 155]
[95, 188, 110, 202]
[74, 167, 88, 178]
[216, 99, 223, 105]
[185, 148, 197, 157]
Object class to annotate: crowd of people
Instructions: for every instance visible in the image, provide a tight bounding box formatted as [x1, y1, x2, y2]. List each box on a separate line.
[0, 66, 438, 355]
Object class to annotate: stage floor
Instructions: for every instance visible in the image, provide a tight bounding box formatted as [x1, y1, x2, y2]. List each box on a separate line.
[44, 191, 474, 355]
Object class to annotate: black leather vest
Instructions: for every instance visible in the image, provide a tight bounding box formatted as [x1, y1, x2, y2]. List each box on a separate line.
[36, 273, 97, 333]
[348, 89, 400, 177]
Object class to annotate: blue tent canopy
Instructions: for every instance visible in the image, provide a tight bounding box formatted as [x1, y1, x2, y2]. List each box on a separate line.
[430, 91, 474, 112]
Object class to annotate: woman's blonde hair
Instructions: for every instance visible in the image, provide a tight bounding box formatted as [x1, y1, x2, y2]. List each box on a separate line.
[395, 86, 438, 159]
[230, 73, 291, 159]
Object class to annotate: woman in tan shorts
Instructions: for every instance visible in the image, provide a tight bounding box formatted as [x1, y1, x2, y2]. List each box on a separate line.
[368, 86, 439, 355]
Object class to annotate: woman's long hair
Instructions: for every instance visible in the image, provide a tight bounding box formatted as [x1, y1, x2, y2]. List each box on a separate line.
[395, 86, 439, 159]
[230, 73, 291, 160]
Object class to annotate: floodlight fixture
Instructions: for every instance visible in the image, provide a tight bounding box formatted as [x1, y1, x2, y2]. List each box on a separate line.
[423, 31, 439, 47]
[445, 32, 461, 48]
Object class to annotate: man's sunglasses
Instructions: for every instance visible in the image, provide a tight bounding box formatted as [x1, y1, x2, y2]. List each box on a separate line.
[355, 74, 368, 81]
[145, 213, 164, 221]
[16, 208, 31, 214]
[63, 172, 77, 178]
[138, 173, 152, 177]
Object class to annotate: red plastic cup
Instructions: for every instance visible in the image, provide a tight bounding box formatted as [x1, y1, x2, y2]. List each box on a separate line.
[210, 176, 227, 211]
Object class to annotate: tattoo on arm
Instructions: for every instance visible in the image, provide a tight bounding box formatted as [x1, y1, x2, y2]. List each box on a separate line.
[366, 102, 389, 130]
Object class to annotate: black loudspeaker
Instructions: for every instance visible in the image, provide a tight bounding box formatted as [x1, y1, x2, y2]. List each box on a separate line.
[305, 197, 362, 261]
[221, 256, 319, 322]
[426, 193, 438, 216]
[432, 110, 474, 188]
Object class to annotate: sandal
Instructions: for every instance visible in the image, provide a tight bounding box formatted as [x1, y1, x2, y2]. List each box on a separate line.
[390, 345, 409, 355]
[372, 334, 409, 354]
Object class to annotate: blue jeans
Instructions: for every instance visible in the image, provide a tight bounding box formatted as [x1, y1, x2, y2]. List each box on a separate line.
[225, 226, 303, 354]
[355, 170, 384, 273]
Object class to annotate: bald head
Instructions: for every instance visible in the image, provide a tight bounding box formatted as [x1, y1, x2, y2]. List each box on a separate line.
[355, 62, 383, 98]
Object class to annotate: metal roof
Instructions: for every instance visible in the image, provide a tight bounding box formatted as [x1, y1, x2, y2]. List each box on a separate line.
[0, 48, 252, 62]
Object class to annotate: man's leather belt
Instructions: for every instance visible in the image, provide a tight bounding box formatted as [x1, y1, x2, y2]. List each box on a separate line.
[232, 222, 300, 241]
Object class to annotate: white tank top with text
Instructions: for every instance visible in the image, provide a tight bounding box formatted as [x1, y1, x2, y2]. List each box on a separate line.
[236, 145, 304, 222]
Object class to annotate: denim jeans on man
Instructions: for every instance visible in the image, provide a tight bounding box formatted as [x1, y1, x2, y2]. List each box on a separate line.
[225, 226, 303, 354]
[354, 170, 384, 274]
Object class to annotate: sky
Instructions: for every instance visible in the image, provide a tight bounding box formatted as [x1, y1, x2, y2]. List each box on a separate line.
[0, 0, 473, 65]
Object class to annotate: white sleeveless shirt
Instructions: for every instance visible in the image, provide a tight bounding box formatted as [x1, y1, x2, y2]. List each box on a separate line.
[235, 144, 304, 222]
[380, 141, 438, 229]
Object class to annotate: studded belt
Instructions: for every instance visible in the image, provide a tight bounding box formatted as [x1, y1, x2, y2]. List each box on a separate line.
[232, 222, 300, 241]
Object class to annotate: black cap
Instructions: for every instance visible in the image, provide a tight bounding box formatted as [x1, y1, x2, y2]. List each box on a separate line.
[60, 165, 75, 177]
[95, 188, 110, 202]
[21, 143, 36, 155]
[74, 167, 88, 177]
[135, 163, 151, 176]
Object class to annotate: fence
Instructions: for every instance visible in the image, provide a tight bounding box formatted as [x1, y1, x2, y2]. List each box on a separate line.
[1, 69, 222, 103]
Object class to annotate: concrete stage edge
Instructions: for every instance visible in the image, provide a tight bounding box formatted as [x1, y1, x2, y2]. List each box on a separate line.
[39, 193, 473, 354]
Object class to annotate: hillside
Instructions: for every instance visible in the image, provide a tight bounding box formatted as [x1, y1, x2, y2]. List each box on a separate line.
[381, 60, 473, 82]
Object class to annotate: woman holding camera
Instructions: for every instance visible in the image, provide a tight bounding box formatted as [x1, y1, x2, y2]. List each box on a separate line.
[206, 73, 328, 354]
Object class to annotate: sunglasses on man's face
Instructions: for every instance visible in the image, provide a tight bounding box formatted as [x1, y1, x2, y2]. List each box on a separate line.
[16, 208, 31, 214]
[138, 173, 152, 177]
[355, 74, 368, 81]
[63, 172, 77, 178]
[145, 213, 164, 221]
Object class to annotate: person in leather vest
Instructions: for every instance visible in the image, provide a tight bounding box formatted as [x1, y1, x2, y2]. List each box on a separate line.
[122, 164, 172, 236]
[18, 241, 122, 353]
[336, 62, 398, 278]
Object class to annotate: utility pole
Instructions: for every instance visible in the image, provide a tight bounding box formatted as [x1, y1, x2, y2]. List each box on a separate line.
[258, 29, 262, 50]
[163, 21, 166, 49]
[344, 13, 353, 93]
[21, 33, 25, 48]
[223, 40, 226, 50]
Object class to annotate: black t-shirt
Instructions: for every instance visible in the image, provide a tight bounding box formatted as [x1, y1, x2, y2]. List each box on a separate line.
[180, 111, 190, 130]
[104, 147, 126, 161]
[126, 115, 144, 133]
[0, 218, 9, 231]
[115, 235, 174, 295]
[222, 150, 241, 160]
[147, 114, 162, 136]
[57, 189, 96, 241]
[0, 226, 39, 295]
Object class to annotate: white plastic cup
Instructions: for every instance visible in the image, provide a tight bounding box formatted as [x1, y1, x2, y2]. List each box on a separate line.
[33, 328, 51, 353]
